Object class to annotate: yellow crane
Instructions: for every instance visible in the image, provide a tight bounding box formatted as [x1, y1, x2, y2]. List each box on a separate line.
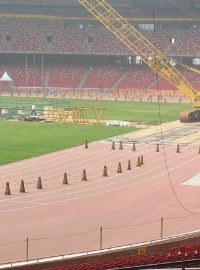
[79, 0, 200, 122]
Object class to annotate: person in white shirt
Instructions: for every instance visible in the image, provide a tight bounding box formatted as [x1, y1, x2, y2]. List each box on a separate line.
[31, 104, 36, 116]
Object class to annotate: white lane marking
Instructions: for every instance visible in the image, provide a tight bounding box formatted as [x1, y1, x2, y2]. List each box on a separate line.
[0, 144, 184, 200]
[0, 148, 198, 212]
[0, 144, 150, 188]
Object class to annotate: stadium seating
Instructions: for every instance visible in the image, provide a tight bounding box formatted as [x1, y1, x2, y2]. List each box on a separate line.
[0, 59, 198, 91]
[171, 29, 200, 55]
[10, 18, 48, 52]
[48, 65, 85, 88]
[117, 67, 157, 90]
[0, 17, 200, 55]
[43, 243, 200, 270]
[11, 64, 43, 87]
[82, 66, 122, 89]
[90, 27, 128, 54]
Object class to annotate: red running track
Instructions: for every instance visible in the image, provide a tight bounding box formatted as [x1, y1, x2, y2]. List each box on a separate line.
[0, 142, 200, 263]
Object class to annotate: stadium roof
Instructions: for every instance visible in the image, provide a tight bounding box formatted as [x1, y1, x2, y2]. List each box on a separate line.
[0, 0, 198, 9]
[0, 0, 199, 18]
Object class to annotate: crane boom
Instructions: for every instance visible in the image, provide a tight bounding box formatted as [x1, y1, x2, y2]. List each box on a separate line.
[79, 0, 200, 108]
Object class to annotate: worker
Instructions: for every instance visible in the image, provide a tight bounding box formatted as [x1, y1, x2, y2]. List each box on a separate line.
[31, 104, 36, 116]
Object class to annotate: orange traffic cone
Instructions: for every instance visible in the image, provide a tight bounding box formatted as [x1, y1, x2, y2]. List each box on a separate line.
[119, 141, 123, 150]
[117, 162, 122, 173]
[37, 177, 43, 189]
[111, 141, 115, 150]
[137, 157, 141, 167]
[127, 160, 131, 170]
[20, 180, 25, 193]
[132, 142, 136, 151]
[156, 144, 159, 152]
[176, 144, 180, 153]
[5, 182, 11, 195]
[63, 172, 68, 184]
[103, 166, 108, 177]
[85, 140, 88, 149]
[82, 169, 87, 181]
[140, 155, 144, 165]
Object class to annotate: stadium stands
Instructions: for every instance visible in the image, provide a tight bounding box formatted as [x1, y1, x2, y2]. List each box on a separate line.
[171, 29, 200, 55]
[82, 66, 122, 89]
[117, 67, 157, 90]
[11, 64, 43, 87]
[43, 243, 200, 270]
[0, 17, 200, 55]
[48, 65, 85, 88]
[0, 60, 199, 91]
[10, 18, 48, 52]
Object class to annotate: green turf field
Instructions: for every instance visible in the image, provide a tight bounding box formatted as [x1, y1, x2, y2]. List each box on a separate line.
[0, 97, 193, 165]
[69, 99, 193, 123]
[0, 96, 193, 123]
[0, 121, 136, 165]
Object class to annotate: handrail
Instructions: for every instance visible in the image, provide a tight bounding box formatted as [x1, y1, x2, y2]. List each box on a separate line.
[0, 229, 200, 269]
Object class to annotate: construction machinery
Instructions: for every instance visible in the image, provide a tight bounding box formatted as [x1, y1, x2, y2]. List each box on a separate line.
[79, 0, 200, 123]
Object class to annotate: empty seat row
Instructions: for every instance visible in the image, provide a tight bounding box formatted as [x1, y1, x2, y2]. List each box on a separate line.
[0, 17, 200, 54]
[44, 242, 200, 270]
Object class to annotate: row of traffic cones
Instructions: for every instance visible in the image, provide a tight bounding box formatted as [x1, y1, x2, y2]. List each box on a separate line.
[5, 157, 145, 194]
[5, 177, 43, 195]
[156, 143, 180, 153]
[82, 156, 144, 180]
[112, 142, 200, 154]
[112, 142, 181, 153]
[85, 140, 136, 151]
[156, 144, 181, 153]
[111, 141, 136, 151]
[86, 140, 196, 154]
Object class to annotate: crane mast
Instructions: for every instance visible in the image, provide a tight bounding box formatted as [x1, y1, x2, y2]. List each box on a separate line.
[79, 0, 200, 108]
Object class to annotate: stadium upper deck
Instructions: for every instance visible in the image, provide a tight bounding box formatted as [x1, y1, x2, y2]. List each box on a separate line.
[0, 0, 199, 91]
[0, 17, 199, 56]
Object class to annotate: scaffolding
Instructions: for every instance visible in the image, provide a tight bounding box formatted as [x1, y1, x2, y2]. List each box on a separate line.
[44, 106, 105, 125]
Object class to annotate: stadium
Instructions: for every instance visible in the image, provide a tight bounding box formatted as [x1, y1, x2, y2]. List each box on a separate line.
[1, 0, 200, 270]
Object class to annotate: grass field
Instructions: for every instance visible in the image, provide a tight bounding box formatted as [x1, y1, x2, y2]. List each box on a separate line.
[0, 97, 193, 165]
[69, 99, 193, 123]
[0, 121, 136, 165]
[0, 96, 193, 123]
